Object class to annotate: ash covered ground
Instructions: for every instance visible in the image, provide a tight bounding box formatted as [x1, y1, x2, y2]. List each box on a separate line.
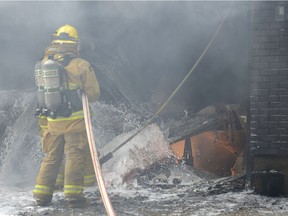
[1, 91, 288, 216]
[1, 165, 288, 216]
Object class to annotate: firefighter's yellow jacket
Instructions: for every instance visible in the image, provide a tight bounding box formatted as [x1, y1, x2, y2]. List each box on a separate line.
[40, 44, 100, 133]
[47, 56, 100, 134]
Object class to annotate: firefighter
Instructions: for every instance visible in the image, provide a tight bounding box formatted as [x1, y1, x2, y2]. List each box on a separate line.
[33, 24, 100, 208]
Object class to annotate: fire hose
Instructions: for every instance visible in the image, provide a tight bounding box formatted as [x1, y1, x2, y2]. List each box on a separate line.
[99, 4, 232, 166]
[82, 93, 116, 216]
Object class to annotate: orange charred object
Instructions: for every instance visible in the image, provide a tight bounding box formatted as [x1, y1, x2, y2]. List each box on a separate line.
[171, 130, 245, 177]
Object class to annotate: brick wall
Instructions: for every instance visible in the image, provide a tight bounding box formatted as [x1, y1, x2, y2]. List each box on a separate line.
[249, 1, 288, 194]
[247, 1, 288, 195]
[250, 1, 288, 157]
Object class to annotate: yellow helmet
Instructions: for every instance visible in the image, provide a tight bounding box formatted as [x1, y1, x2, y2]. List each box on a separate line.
[52, 24, 79, 44]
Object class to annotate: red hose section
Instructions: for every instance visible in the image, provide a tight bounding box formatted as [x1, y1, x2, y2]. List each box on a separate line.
[82, 93, 116, 216]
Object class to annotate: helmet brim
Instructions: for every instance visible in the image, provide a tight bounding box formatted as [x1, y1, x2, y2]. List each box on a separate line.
[52, 40, 78, 45]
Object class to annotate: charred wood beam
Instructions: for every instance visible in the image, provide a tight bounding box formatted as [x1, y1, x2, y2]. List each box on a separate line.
[167, 116, 221, 144]
[161, 105, 244, 144]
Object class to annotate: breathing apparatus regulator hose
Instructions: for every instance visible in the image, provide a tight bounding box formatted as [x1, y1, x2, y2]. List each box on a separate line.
[99, 4, 232, 166]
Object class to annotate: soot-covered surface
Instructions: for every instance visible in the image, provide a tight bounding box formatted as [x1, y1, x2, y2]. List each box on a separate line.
[2, 165, 288, 216]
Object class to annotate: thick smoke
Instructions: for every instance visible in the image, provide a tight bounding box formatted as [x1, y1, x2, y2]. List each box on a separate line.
[0, 1, 250, 113]
[0, 1, 251, 187]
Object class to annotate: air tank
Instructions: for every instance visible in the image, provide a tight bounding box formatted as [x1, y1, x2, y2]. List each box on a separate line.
[34, 61, 45, 108]
[42, 59, 62, 111]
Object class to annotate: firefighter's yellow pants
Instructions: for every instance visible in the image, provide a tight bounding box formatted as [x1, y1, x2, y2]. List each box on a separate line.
[55, 154, 95, 188]
[33, 130, 90, 202]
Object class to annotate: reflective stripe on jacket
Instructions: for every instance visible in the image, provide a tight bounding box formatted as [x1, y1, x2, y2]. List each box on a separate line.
[38, 116, 48, 130]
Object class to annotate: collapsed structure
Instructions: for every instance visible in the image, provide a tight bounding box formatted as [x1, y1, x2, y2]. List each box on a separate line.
[166, 1, 288, 196]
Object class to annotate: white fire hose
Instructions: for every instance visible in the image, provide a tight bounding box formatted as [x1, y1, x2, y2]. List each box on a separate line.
[82, 93, 116, 216]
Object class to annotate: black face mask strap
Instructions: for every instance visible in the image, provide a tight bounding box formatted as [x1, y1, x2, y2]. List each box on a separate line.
[61, 56, 73, 67]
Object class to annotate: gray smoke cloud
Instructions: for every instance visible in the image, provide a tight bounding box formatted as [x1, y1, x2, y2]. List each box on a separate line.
[0, 1, 250, 113]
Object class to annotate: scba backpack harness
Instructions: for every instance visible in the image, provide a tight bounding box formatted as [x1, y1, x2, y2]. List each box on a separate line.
[34, 55, 82, 119]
